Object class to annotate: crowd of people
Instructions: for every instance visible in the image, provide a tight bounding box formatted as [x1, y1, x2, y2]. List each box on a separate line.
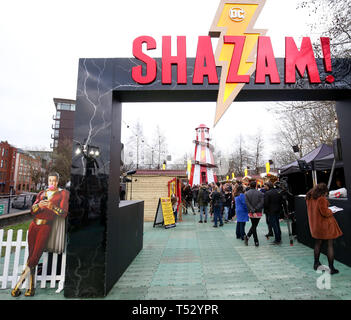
[171, 178, 296, 247]
[171, 179, 344, 275]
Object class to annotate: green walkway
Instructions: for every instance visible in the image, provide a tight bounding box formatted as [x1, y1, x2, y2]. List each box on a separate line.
[1, 213, 351, 300]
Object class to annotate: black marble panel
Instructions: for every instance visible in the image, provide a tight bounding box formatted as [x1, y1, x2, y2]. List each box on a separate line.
[106, 200, 144, 294]
[336, 100, 351, 198]
[64, 58, 115, 297]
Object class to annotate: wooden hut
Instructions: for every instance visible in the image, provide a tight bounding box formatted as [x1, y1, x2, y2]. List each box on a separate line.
[125, 169, 187, 221]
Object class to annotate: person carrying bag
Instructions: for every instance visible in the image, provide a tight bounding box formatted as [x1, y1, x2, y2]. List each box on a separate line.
[244, 181, 264, 246]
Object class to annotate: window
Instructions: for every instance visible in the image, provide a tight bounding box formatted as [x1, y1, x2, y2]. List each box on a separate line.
[1, 148, 4, 156]
[0, 160, 3, 168]
[57, 102, 75, 111]
[55, 120, 60, 128]
[55, 111, 61, 119]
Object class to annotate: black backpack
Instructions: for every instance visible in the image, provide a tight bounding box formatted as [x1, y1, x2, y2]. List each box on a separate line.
[202, 189, 210, 203]
[212, 192, 222, 207]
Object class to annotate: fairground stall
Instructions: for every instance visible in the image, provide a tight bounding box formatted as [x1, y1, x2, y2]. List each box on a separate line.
[280, 141, 351, 267]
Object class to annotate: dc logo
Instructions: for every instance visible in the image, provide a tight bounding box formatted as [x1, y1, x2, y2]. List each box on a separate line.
[229, 7, 245, 22]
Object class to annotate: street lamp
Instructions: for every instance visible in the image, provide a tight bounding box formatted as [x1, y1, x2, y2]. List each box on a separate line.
[126, 170, 136, 200]
[74, 143, 100, 176]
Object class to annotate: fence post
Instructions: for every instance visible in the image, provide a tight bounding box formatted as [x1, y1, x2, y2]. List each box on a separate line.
[2, 229, 13, 289]
[11, 229, 23, 288]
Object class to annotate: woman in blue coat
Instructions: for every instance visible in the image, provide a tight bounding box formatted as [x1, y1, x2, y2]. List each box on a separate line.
[235, 184, 249, 240]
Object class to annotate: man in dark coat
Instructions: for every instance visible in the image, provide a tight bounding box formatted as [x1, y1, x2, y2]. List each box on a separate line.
[197, 183, 210, 223]
[264, 181, 283, 244]
[184, 184, 195, 215]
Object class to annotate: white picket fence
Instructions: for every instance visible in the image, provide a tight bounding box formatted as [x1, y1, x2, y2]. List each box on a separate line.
[0, 229, 66, 293]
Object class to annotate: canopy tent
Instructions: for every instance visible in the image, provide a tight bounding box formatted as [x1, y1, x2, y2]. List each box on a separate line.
[279, 144, 334, 175]
[314, 153, 344, 171]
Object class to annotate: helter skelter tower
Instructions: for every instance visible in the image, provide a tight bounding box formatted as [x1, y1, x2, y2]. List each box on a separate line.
[189, 124, 218, 186]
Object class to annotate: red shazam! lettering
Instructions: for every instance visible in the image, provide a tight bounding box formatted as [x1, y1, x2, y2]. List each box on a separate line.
[162, 36, 187, 84]
[285, 37, 321, 83]
[224, 35, 250, 83]
[320, 37, 335, 83]
[193, 36, 218, 84]
[255, 36, 280, 84]
[132, 36, 157, 84]
[131, 35, 330, 86]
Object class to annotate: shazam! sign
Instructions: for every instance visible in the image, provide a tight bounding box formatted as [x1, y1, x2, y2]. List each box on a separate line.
[131, 0, 337, 124]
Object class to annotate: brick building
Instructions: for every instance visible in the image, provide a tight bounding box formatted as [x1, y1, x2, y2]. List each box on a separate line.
[27, 150, 53, 190]
[51, 98, 75, 150]
[13, 149, 41, 193]
[0, 141, 17, 194]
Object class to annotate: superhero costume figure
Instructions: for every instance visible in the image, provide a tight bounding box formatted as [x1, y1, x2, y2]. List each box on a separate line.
[11, 172, 69, 297]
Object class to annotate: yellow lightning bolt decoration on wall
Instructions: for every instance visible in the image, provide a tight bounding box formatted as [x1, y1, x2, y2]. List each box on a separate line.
[209, 0, 267, 126]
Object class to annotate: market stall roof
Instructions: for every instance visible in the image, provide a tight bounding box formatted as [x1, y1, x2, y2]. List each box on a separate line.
[314, 153, 344, 171]
[279, 144, 333, 175]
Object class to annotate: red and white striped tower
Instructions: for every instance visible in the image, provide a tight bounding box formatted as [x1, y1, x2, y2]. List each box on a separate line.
[189, 124, 218, 186]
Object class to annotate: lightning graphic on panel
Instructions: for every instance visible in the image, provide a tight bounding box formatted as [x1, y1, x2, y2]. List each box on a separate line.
[209, 0, 267, 126]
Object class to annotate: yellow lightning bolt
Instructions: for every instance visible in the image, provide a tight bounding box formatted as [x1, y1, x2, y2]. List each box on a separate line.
[209, 0, 267, 126]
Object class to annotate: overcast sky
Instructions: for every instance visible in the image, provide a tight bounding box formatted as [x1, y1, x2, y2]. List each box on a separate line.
[0, 0, 314, 163]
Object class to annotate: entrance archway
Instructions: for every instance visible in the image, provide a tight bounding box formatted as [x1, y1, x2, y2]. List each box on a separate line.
[64, 57, 351, 297]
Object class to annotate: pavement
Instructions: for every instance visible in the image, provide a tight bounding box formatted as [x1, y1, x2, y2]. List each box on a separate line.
[1, 211, 351, 300]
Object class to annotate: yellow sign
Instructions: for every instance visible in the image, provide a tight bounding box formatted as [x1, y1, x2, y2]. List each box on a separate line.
[232, 172, 235, 179]
[244, 168, 248, 177]
[187, 159, 192, 179]
[266, 162, 270, 174]
[153, 197, 176, 229]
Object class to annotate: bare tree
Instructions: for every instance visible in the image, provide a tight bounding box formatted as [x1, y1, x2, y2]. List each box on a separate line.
[30, 165, 44, 191]
[228, 135, 251, 177]
[120, 161, 136, 175]
[249, 133, 264, 174]
[51, 138, 73, 188]
[151, 125, 168, 169]
[268, 101, 338, 167]
[124, 121, 146, 169]
[297, 0, 351, 58]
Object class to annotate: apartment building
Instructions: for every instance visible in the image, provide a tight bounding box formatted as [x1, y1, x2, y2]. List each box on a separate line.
[51, 98, 75, 150]
[0, 141, 17, 194]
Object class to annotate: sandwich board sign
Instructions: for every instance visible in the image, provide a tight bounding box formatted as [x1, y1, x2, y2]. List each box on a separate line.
[153, 197, 176, 229]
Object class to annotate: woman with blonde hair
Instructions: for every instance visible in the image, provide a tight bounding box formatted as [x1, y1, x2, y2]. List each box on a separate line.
[306, 183, 343, 274]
